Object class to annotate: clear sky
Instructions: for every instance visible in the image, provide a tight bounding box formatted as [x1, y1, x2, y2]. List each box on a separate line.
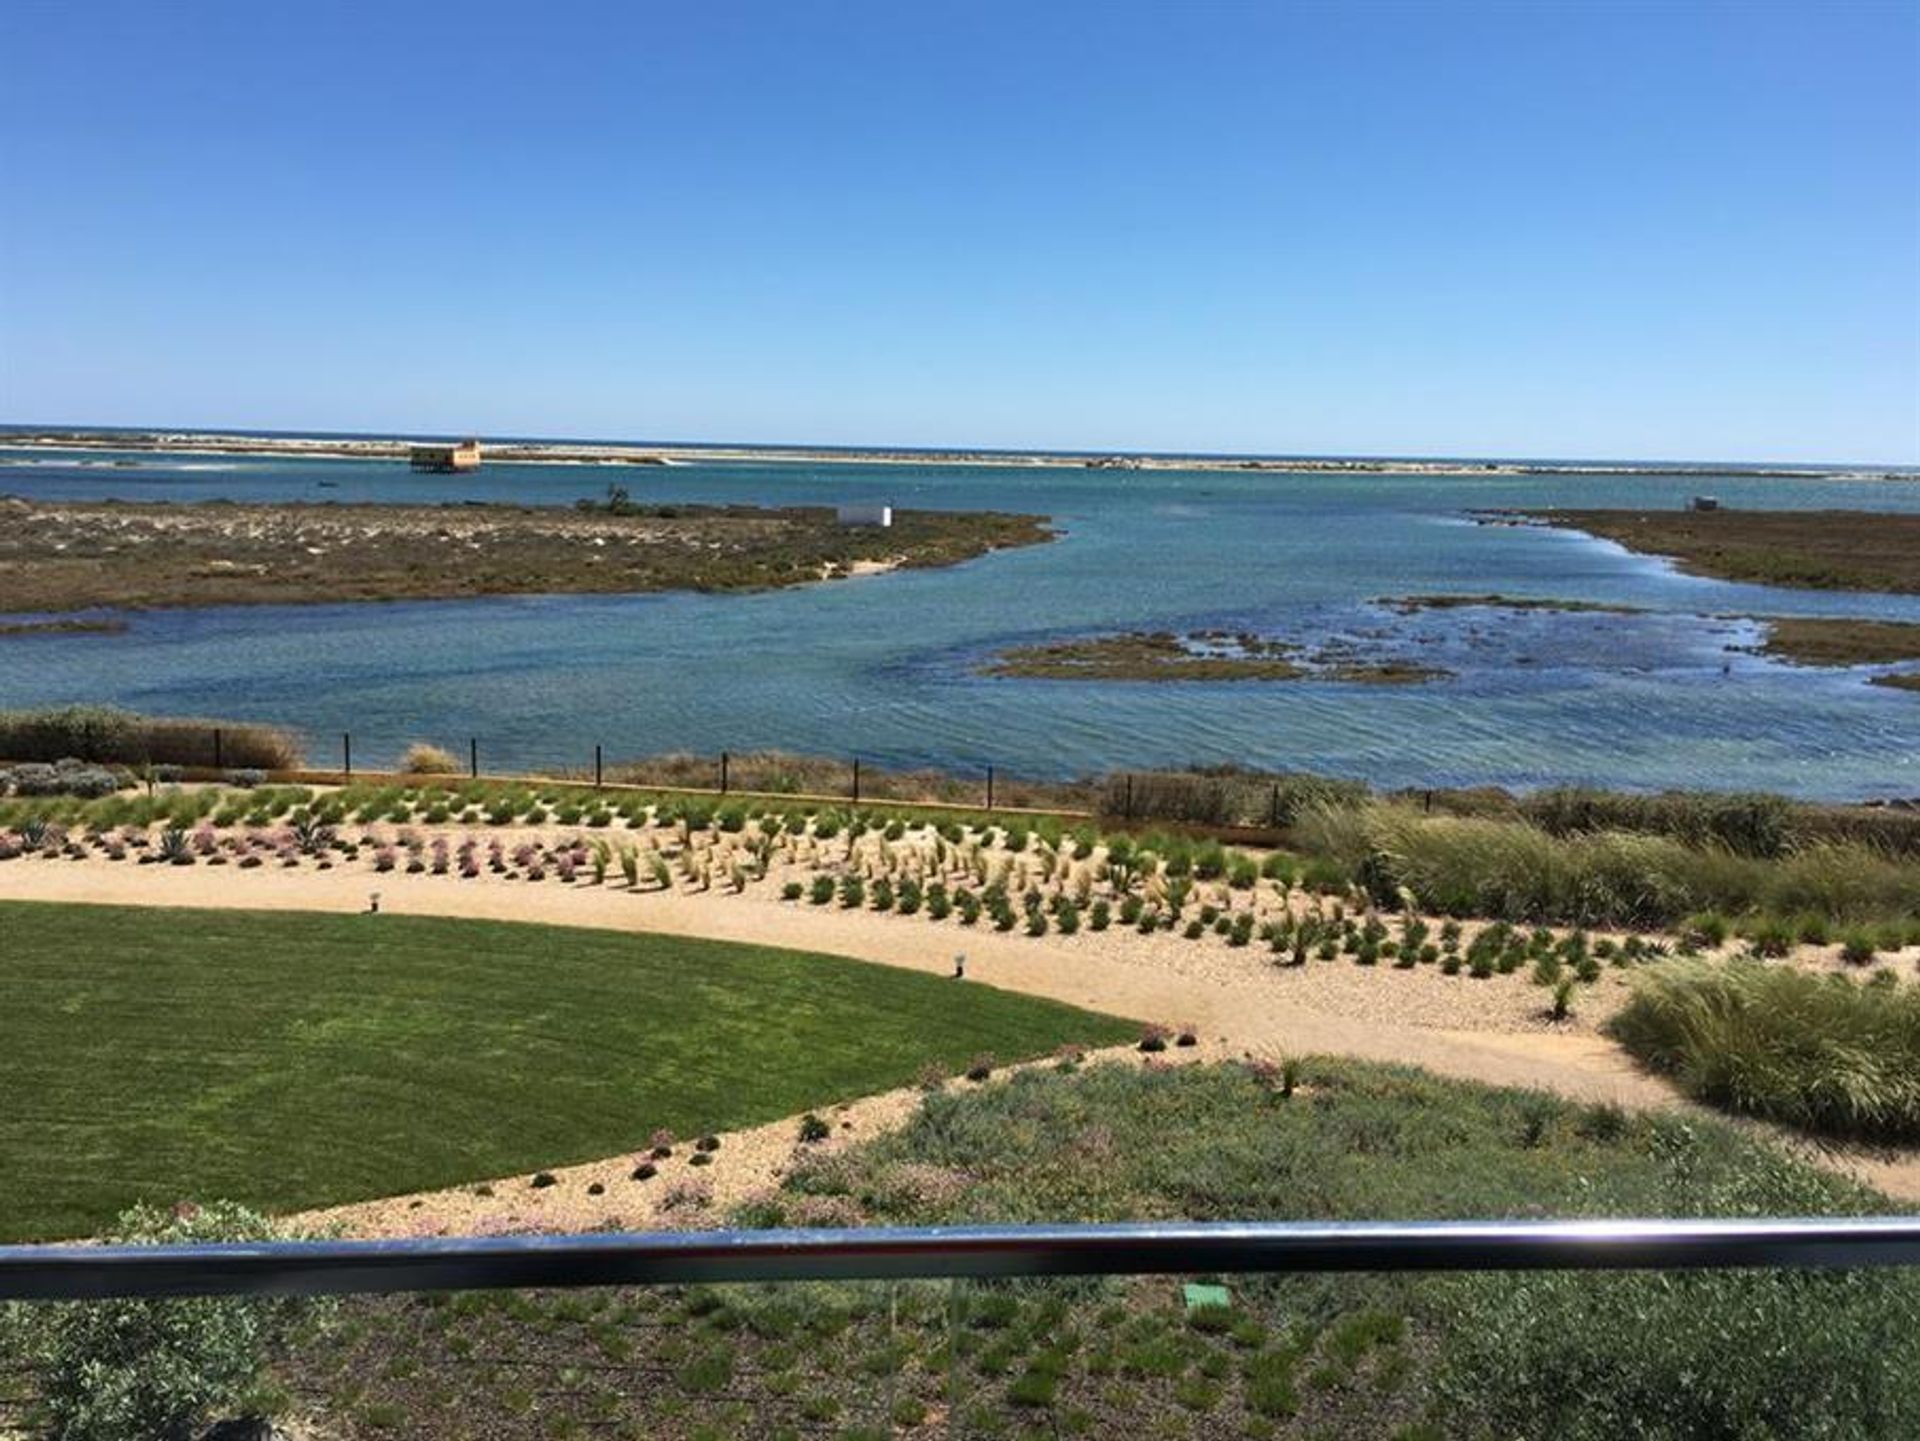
[2, 1, 1915, 463]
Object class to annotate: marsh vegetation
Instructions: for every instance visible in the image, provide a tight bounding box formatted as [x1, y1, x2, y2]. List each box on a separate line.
[0, 498, 1052, 611]
[1518, 507, 1920, 593]
[986, 631, 1447, 684]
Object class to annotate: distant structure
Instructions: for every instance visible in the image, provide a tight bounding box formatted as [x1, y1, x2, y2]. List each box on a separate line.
[1690, 495, 1720, 511]
[835, 503, 893, 528]
[409, 439, 482, 472]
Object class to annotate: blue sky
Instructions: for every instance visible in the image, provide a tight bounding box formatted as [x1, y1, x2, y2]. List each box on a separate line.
[2, 1, 1915, 463]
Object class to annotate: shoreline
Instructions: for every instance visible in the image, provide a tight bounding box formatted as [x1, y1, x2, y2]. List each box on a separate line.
[3, 429, 1912, 481]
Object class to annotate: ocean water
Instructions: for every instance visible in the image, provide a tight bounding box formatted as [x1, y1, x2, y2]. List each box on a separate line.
[1, 447, 1916, 799]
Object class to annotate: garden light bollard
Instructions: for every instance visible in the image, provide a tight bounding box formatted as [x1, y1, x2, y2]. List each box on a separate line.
[343, 733, 351, 778]
[986, 765, 994, 811]
[470, 738, 478, 779]
[595, 745, 603, 789]
[852, 757, 861, 803]
[721, 752, 729, 794]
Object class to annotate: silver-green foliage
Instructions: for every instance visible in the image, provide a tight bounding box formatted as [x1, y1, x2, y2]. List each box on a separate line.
[14, 1201, 319, 1441]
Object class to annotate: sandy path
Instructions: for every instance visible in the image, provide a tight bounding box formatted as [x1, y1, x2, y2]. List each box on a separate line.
[5, 857, 1917, 1204]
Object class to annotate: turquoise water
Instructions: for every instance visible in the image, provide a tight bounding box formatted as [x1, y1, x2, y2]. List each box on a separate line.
[1, 448, 1916, 799]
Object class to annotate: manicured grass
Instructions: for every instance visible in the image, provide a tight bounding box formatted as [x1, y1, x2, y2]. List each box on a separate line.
[0, 901, 1130, 1241]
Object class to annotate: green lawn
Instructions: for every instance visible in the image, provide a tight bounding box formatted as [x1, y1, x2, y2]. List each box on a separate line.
[0, 901, 1130, 1241]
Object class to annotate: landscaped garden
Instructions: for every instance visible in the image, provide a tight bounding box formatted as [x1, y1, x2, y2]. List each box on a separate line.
[0, 902, 1131, 1242]
[278, 1058, 1920, 1438]
[5, 761, 1920, 1156]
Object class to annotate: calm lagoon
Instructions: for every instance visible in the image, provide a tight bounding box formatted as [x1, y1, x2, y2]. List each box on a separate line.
[1, 448, 1915, 799]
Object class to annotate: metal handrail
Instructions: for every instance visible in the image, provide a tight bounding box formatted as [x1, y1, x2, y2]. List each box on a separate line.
[3, 1217, 1917, 1302]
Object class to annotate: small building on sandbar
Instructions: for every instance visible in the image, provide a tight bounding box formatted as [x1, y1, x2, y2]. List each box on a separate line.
[835, 503, 893, 528]
[409, 439, 483, 472]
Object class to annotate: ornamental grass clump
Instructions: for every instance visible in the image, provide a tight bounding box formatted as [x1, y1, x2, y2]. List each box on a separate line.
[1609, 960, 1920, 1143]
[400, 742, 460, 775]
[1298, 798, 1919, 931]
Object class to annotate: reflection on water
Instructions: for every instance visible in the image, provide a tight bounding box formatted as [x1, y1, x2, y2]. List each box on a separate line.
[0, 448, 1915, 799]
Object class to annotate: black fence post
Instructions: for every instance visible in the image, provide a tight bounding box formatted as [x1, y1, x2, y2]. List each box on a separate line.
[986, 765, 994, 811]
[343, 733, 352, 779]
[213, 728, 223, 771]
[470, 738, 478, 779]
[1124, 773, 1133, 821]
[1269, 782, 1280, 829]
[1424, 789, 1434, 814]
[595, 745, 603, 789]
[720, 752, 730, 795]
[852, 757, 861, 804]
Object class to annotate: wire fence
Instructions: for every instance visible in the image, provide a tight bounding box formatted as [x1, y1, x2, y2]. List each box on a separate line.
[103, 731, 1378, 835]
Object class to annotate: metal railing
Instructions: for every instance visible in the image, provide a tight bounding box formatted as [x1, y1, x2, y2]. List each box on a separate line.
[4, 1217, 1918, 1303]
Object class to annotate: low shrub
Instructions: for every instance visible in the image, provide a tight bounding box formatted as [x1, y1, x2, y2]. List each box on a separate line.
[19, 1201, 318, 1441]
[3, 758, 124, 798]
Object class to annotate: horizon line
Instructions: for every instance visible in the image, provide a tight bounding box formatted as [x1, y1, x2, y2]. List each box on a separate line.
[1, 418, 1915, 474]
